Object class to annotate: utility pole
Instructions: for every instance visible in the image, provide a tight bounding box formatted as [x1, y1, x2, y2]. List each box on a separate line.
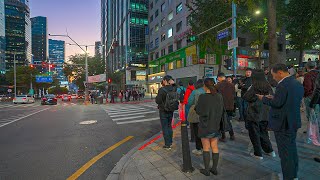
[13, 53, 17, 97]
[232, 2, 237, 76]
[85, 45, 89, 101]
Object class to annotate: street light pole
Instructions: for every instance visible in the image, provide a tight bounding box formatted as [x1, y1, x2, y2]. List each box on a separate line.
[232, 2, 237, 76]
[85, 45, 89, 101]
[14, 53, 17, 97]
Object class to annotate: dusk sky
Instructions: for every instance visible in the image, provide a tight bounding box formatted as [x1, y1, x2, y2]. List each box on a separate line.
[29, 0, 101, 60]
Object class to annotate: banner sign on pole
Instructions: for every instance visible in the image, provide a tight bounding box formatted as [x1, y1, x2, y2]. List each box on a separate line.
[88, 74, 106, 83]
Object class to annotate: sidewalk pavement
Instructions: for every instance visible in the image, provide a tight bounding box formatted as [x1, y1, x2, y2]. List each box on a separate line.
[107, 112, 320, 180]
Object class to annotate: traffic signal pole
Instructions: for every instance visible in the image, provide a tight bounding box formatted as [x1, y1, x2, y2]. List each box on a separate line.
[232, 2, 237, 76]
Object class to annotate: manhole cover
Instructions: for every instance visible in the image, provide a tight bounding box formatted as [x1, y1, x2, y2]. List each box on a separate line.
[79, 120, 97, 125]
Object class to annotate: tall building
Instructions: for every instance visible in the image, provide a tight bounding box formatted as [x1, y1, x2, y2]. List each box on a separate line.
[101, 0, 106, 62]
[101, 0, 149, 87]
[0, 0, 5, 74]
[4, 0, 32, 70]
[95, 41, 102, 57]
[31, 16, 48, 65]
[49, 39, 65, 82]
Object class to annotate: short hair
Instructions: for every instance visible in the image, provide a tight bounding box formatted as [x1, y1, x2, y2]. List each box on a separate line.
[271, 63, 288, 73]
[178, 81, 183, 86]
[305, 61, 316, 69]
[188, 80, 194, 85]
[217, 72, 226, 77]
[264, 67, 269, 71]
[246, 68, 252, 72]
[163, 75, 173, 82]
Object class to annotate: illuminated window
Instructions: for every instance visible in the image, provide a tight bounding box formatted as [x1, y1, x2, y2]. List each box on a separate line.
[161, 3, 166, 12]
[168, 62, 174, 70]
[176, 60, 182, 68]
[168, 11, 173, 21]
[155, 24, 159, 32]
[168, 28, 173, 38]
[161, 18, 165, 27]
[176, 3, 183, 14]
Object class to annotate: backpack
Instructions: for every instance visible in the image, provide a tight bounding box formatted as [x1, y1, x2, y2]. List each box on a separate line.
[178, 87, 186, 103]
[163, 88, 179, 112]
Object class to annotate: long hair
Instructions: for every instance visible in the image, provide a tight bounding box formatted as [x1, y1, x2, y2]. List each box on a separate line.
[252, 70, 272, 95]
[204, 78, 217, 95]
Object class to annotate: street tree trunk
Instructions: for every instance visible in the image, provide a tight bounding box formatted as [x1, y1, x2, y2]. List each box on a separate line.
[267, 0, 278, 66]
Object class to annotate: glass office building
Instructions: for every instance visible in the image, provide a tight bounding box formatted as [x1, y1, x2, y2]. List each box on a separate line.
[101, 0, 149, 86]
[31, 16, 48, 65]
[5, 0, 32, 70]
[0, 0, 5, 74]
[49, 39, 65, 82]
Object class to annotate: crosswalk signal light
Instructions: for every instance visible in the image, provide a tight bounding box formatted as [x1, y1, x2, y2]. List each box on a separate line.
[30, 64, 34, 68]
[108, 78, 112, 84]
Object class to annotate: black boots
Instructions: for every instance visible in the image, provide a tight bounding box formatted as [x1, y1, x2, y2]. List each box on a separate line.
[200, 152, 219, 176]
[210, 153, 219, 175]
[200, 151, 210, 176]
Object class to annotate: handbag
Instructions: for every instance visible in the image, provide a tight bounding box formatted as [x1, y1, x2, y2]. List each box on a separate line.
[220, 107, 231, 132]
[187, 105, 199, 123]
[307, 109, 320, 146]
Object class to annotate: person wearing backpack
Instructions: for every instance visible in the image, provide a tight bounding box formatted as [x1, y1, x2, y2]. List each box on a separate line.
[156, 75, 179, 150]
[177, 81, 186, 103]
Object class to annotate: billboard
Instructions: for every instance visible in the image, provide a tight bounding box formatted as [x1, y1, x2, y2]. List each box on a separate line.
[36, 76, 53, 83]
[88, 74, 106, 83]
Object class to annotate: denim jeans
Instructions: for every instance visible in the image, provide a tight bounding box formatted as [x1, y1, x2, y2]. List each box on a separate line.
[159, 111, 174, 146]
[185, 104, 191, 126]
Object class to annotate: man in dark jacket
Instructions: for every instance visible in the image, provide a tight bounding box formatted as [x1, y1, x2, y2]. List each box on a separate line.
[257, 64, 304, 180]
[309, 72, 320, 163]
[303, 61, 319, 121]
[156, 75, 175, 150]
[216, 73, 235, 141]
[238, 68, 252, 124]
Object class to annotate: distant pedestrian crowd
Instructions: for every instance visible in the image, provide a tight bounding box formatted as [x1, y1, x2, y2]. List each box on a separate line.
[155, 62, 320, 179]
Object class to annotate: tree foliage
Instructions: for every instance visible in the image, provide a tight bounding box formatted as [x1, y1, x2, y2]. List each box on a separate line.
[5, 66, 38, 88]
[48, 86, 68, 95]
[286, 0, 320, 65]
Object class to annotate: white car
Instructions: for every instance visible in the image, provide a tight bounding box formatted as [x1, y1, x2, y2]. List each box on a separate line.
[13, 95, 35, 104]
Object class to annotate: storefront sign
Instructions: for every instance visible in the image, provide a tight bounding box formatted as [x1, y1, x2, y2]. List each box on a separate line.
[204, 67, 214, 78]
[88, 74, 106, 83]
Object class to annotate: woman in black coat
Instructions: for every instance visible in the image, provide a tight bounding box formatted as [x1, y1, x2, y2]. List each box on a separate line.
[195, 78, 224, 176]
[242, 70, 275, 160]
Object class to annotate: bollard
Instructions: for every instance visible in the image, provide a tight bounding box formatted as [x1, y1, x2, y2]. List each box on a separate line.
[180, 104, 194, 173]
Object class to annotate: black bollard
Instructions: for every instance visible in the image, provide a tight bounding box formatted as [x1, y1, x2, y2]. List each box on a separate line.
[181, 120, 194, 173]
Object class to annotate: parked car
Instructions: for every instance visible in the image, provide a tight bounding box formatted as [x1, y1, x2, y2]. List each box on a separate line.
[41, 94, 57, 105]
[62, 94, 71, 101]
[13, 95, 35, 104]
[71, 94, 77, 99]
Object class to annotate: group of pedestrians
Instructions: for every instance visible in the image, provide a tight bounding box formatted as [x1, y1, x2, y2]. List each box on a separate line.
[108, 88, 146, 103]
[155, 63, 320, 179]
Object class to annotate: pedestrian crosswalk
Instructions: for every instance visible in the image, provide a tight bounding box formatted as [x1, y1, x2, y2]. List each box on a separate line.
[101, 104, 159, 125]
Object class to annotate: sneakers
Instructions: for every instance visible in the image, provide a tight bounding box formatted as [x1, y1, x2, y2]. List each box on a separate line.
[192, 149, 203, 155]
[163, 145, 172, 150]
[265, 151, 276, 158]
[250, 152, 263, 160]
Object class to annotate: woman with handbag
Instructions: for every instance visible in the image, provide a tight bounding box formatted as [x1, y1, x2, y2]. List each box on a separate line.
[242, 70, 276, 160]
[187, 79, 205, 155]
[195, 78, 224, 176]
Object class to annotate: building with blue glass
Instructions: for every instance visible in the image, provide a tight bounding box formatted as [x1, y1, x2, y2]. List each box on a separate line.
[4, 0, 32, 70]
[31, 16, 48, 66]
[0, 0, 5, 74]
[49, 39, 65, 82]
[101, 0, 149, 87]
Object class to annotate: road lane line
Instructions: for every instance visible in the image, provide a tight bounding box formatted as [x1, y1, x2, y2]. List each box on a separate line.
[105, 107, 146, 111]
[112, 115, 144, 121]
[0, 108, 50, 128]
[107, 109, 150, 115]
[117, 117, 160, 125]
[67, 136, 134, 180]
[110, 111, 156, 117]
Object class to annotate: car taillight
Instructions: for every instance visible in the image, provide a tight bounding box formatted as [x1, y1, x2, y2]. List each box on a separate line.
[42, 98, 47, 101]
[13, 98, 16, 100]
[53, 98, 57, 100]
[22, 98, 27, 100]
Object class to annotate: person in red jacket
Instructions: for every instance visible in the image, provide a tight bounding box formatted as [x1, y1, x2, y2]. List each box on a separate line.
[183, 80, 195, 125]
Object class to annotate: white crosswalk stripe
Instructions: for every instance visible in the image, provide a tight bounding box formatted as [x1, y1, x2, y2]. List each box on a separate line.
[101, 104, 159, 125]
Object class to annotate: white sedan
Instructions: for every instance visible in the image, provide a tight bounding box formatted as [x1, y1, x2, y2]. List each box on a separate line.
[13, 95, 35, 104]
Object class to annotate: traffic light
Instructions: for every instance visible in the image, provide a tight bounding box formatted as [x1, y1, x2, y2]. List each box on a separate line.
[49, 64, 55, 68]
[108, 78, 112, 84]
[30, 64, 34, 68]
[187, 35, 197, 43]
[224, 59, 232, 70]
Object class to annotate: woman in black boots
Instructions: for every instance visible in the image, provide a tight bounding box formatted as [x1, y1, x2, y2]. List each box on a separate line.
[195, 78, 224, 176]
[242, 70, 276, 160]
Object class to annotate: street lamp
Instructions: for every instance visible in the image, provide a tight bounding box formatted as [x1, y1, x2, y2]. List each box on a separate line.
[49, 34, 91, 101]
[255, 10, 261, 15]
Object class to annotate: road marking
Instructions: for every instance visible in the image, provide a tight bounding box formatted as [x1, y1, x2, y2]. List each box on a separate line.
[67, 136, 134, 180]
[105, 107, 146, 111]
[0, 108, 50, 128]
[112, 115, 144, 121]
[107, 109, 150, 115]
[117, 117, 160, 125]
[110, 111, 156, 117]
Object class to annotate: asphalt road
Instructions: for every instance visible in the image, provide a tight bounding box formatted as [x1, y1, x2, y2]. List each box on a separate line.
[0, 99, 160, 180]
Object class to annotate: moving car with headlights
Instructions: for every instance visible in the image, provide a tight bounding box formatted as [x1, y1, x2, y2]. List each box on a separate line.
[62, 94, 71, 101]
[13, 95, 35, 104]
[41, 94, 57, 105]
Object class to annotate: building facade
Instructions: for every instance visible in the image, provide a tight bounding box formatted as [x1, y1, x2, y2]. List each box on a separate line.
[0, 0, 5, 74]
[4, 0, 32, 70]
[31, 16, 48, 66]
[95, 41, 102, 57]
[101, 0, 149, 87]
[49, 39, 65, 82]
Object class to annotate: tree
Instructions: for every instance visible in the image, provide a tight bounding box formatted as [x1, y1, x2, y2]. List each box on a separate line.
[48, 86, 68, 94]
[286, 0, 320, 66]
[5, 66, 38, 90]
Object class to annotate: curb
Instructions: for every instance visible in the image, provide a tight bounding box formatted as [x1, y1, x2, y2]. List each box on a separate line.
[106, 132, 162, 180]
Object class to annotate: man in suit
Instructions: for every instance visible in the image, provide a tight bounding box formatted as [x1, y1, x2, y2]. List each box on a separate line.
[257, 64, 303, 180]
